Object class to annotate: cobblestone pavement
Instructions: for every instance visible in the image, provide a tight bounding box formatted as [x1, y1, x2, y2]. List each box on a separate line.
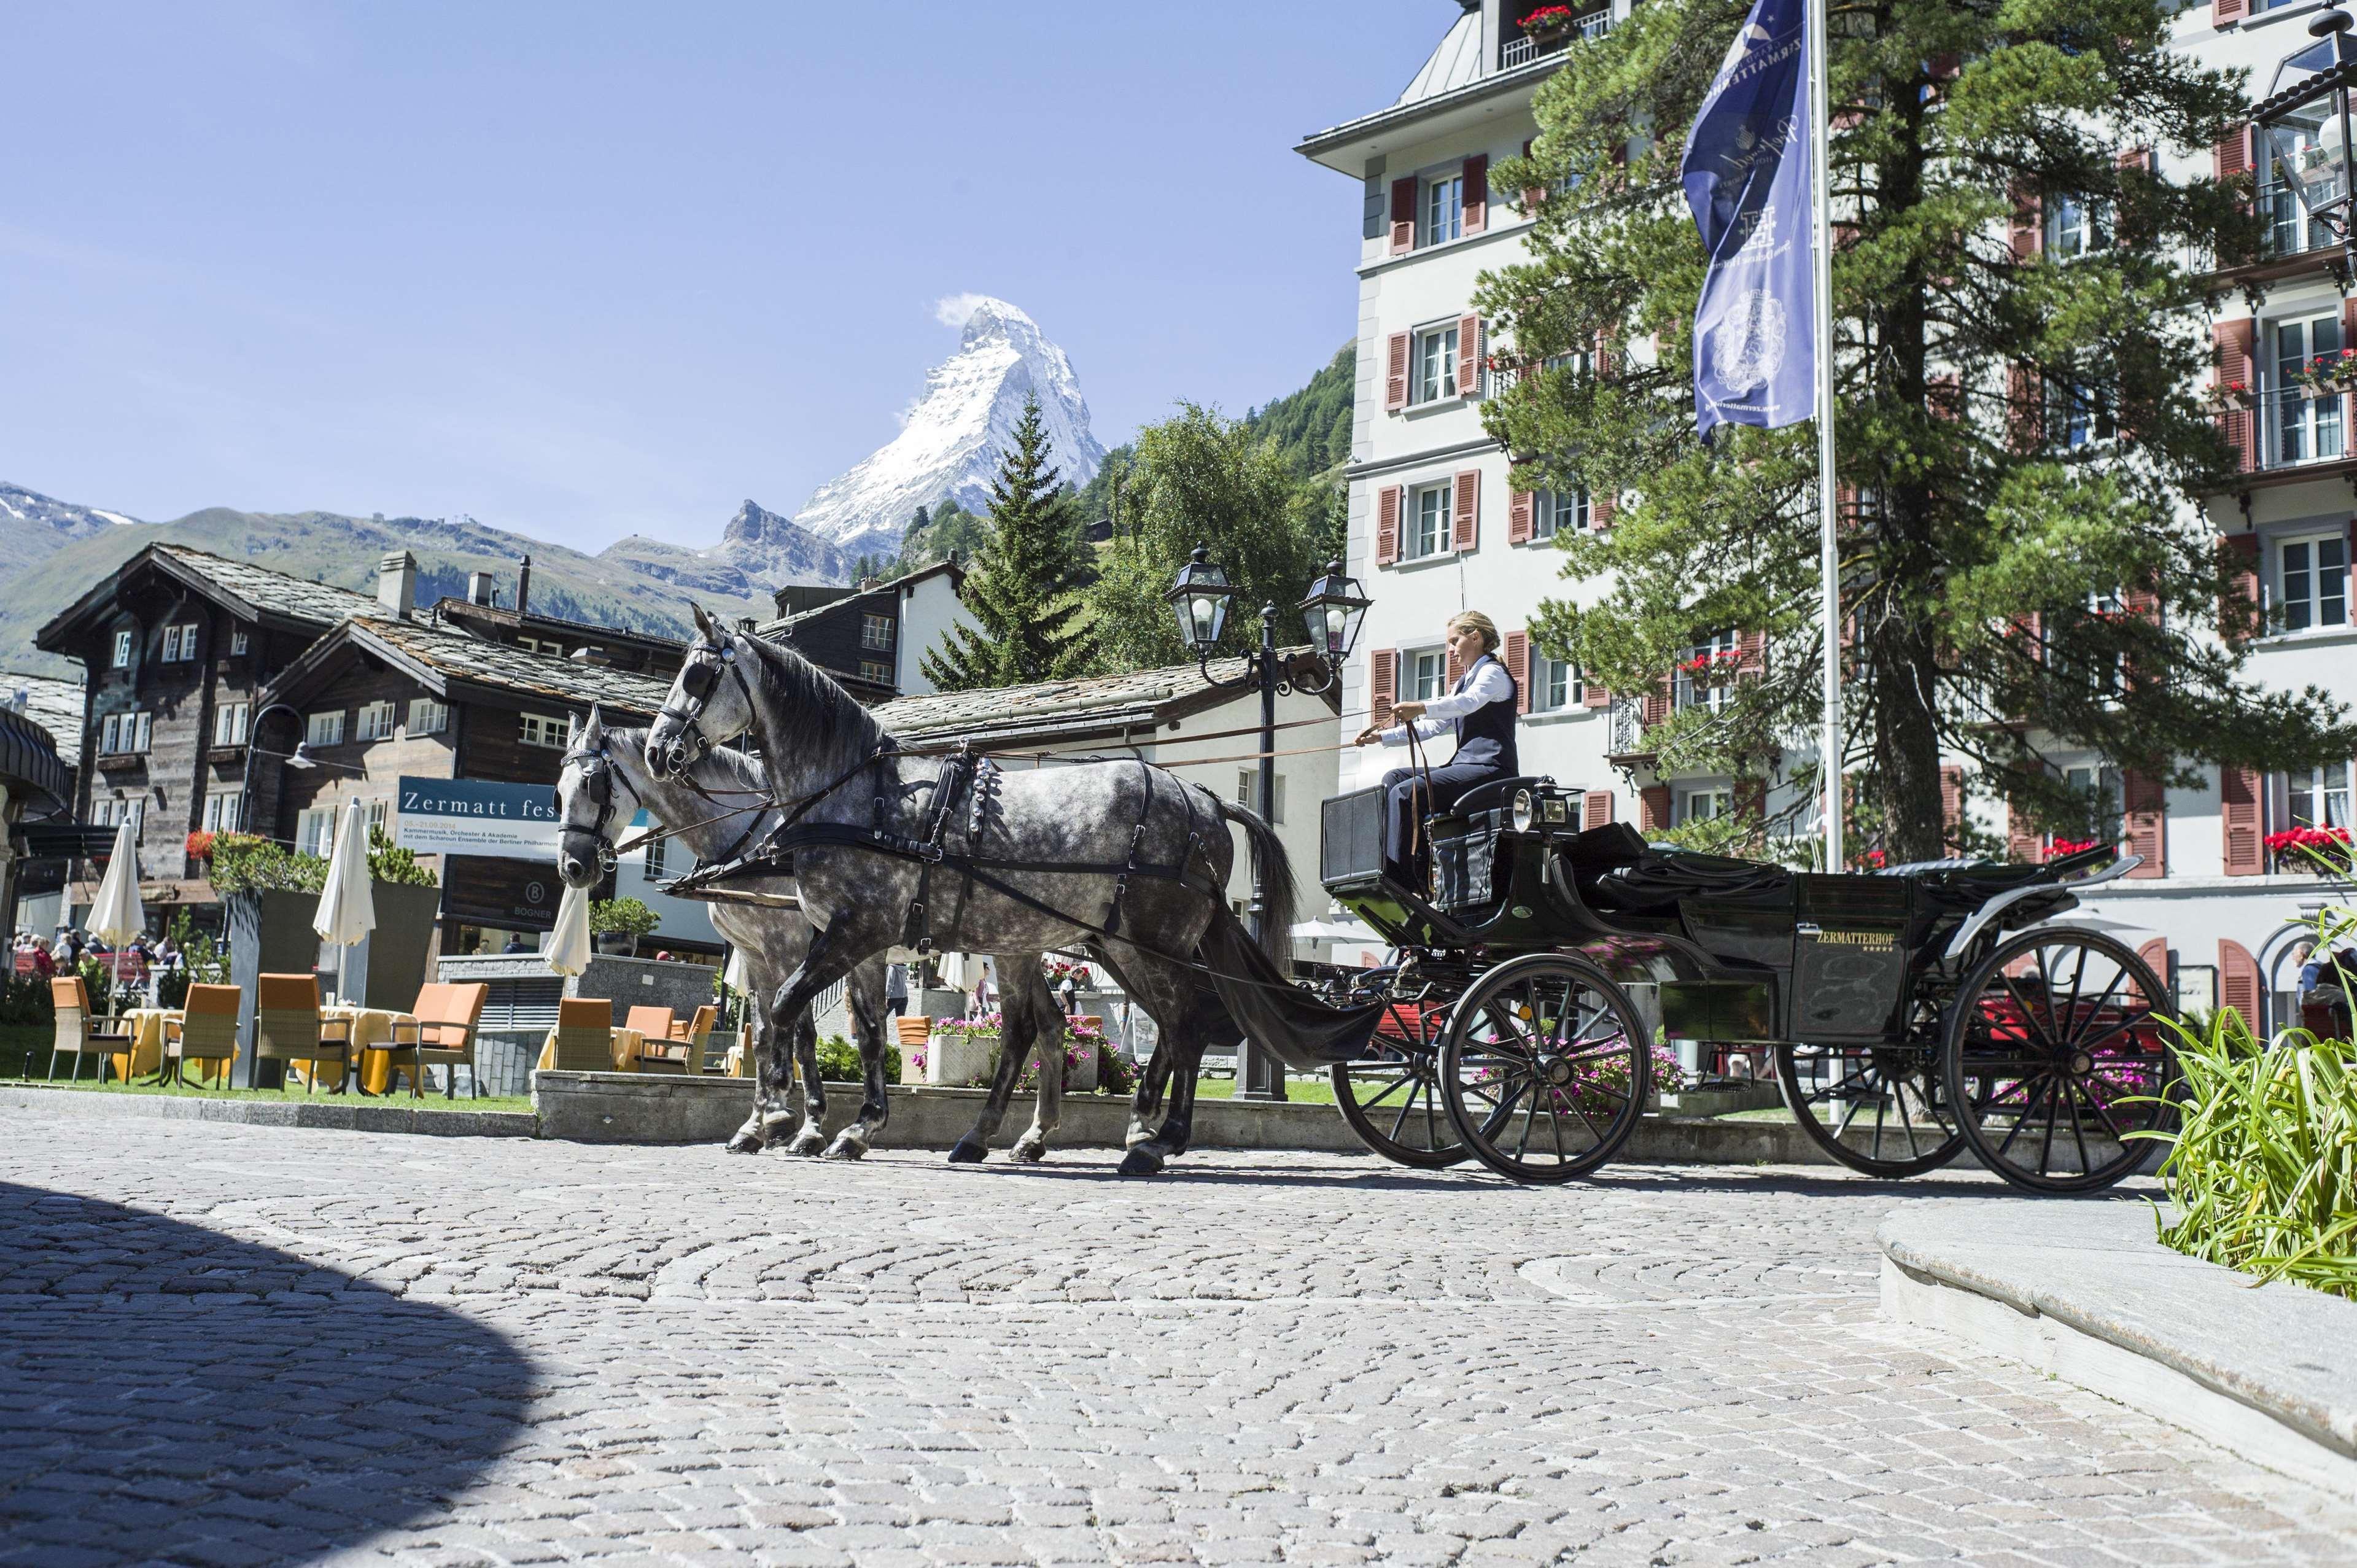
[4, 1120, 2352, 1567]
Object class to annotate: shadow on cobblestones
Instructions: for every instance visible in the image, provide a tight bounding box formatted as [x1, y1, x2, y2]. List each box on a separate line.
[0, 1182, 535, 1566]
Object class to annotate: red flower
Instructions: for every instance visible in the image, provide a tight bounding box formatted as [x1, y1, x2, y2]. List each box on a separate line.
[185, 831, 215, 860]
[1523, 4, 1582, 26]
[2049, 836, 2101, 855]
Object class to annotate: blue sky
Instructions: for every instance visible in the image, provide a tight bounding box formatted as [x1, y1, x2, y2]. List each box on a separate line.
[0, 1, 1450, 551]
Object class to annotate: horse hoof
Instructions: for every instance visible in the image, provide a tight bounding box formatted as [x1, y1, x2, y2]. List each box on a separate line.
[1117, 1146, 1166, 1178]
[725, 1129, 765, 1155]
[1010, 1138, 1048, 1165]
[1123, 1127, 1155, 1150]
[823, 1133, 868, 1161]
[947, 1136, 988, 1164]
[786, 1129, 828, 1157]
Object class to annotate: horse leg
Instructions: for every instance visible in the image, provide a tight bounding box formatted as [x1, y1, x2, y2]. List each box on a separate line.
[1118, 957, 1219, 1178]
[785, 1007, 829, 1155]
[1007, 958, 1063, 1164]
[757, 932, 858, 1155]
[948, 985, 1035, 1165]
[825, 955, 891, 1160]
[727, 1004, 785, 1153]
[1125, 1036, 1173, 1149]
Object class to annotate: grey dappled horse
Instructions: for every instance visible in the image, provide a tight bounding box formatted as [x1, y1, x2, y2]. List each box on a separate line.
[645, 604, 1297, 1175]
[554, 712, 894, 1159]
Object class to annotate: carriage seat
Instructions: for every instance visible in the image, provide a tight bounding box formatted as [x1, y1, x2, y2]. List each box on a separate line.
[1911, 860, 2051, 913]
[1591, 847, 1794, 915]
[1432, 775, 1546, 825]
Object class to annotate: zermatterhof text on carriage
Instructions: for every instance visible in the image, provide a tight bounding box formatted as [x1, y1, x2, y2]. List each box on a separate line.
[1297, 0, 2357, 1032]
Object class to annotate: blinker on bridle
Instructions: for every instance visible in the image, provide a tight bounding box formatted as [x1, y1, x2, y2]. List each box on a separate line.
[657, 636, 737, 771]
[561, 743, 619, 872]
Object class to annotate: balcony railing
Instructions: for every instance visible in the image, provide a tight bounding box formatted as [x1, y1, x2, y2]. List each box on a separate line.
[2254, 383, 2348, 473]
[2259, 183, 2340, 263]
[1500, 10, 1611, 69]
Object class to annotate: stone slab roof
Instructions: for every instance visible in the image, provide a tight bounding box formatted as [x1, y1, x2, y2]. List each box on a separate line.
[2, 671, 85, 750]
[266, 614, 674, 719]
[155, 544, 378, 626]
[872, 652, 1327, 748]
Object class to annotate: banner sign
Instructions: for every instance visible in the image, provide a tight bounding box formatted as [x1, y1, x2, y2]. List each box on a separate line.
[1681, 0, 1816, 439]
[395, 776, 559, 860]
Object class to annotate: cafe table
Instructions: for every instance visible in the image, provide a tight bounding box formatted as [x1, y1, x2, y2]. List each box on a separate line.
[534, 1024, 642, 1073]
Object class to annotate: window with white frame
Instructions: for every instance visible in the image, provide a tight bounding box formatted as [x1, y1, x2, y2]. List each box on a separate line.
[1531, 653, 1581, 713]
[307, 710, 345, 747]
[1675, 631, 1739, 712]
[2044, 193, 2107, 258]
[519, 712, 570, 749]
[1423, 173, 1462, 246]
[2278, 529, 2349, 632]
[1410, 479, 1453, 559]
[2058, 762, 2122, 847]
[202, 793, 242, 833]
[177, 622, 199, 661]
[407, 697, 448, 735]
[859, 660, 891, 685]
[1407, 648, 1447, 704]
[99, 712, 152, 755]
[645, 823, 668, 881]
[212, 702, 249, 747]
[2270, 312, 2345, 466]
[518, 635, 565, 658]
[93, 797, 120, 828]
[1678, 785, 1733, 824]
[355, 701, 398, 742]
[161, 626, 184, 663]
[1532, 487, 1587, 540]
[861, 613, 894, 651]
[367, 798, 389, 834]
[1413, 322, 1459, 404]
[2288, 759, 2352, 830]
[112, 630, 134, 669]
[297, 807, 337, 858]
[2047, 375, 2113, 449]
[229, 627, 250, 657]
[1233, 770, 1287, 825]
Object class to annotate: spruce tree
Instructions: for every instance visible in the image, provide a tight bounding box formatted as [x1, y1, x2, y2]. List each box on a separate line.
[1482, 0, 2357, 862]
[922, 397, 1093, 689]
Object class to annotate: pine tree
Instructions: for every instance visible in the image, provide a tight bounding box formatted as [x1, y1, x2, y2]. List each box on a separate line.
[1482, 0, 2357, 862]
[922, 397, 1093, 689]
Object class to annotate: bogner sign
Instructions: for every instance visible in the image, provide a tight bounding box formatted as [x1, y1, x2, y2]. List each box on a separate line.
[395, 776, 559, 860]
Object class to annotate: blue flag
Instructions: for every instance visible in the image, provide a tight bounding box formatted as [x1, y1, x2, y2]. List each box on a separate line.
[1682, 0, 1816, 440]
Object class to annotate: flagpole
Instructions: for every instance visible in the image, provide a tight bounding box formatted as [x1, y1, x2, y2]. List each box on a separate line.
[1805, 0, 1842, 871]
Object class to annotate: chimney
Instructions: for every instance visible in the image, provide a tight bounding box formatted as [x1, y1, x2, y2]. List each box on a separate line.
[515, 555, 532, 618]
[467, 570, 496, 606]
[376, 551, 418, 618]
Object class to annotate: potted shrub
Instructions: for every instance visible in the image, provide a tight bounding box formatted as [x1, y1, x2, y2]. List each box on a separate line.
[590, 896, 659, 955]
[2267, 826, 2356, 875]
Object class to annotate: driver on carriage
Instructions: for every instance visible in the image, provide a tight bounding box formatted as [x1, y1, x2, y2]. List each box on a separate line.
[1354, 610, 1516, 888]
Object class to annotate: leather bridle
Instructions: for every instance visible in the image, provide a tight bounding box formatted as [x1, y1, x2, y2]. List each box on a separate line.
[654, 632, 755, 775]
[559, 742, 621, 874]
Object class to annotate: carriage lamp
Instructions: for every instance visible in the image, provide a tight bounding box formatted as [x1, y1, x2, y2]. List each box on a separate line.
[1165, 546, 1235, 656]
[1297, 559, 1371, 663]
[1512, 788, 1537, 835]
[2253, 1, 2357, 276]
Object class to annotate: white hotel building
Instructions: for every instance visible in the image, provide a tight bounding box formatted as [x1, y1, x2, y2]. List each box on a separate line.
[1296, 0, 2357, 1033]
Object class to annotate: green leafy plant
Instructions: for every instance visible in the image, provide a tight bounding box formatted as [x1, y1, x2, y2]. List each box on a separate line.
[814, 1033, 903, 1084]
[2149, 907, 2356, 1300]
[588, 896, 660, 937]
[367, 825, 438, 887]
[202, 831, 327, 895]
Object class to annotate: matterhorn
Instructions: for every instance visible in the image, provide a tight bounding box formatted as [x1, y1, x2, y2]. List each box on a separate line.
[787, 297, 1106, 562]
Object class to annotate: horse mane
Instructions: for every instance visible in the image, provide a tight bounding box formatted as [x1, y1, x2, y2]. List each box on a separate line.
[728, 629, 891, 783]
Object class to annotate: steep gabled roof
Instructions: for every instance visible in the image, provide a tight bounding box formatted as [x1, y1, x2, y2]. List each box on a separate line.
[1396, 8, 1485, 108]
[36, 541, 375, 650]
[261, 614, 672, 719]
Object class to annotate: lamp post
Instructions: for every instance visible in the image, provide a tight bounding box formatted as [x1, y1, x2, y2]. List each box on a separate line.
[1165, 549, 1370, 1101]
[2251, 1, 2357, 281]
[233, 703, 317, 847]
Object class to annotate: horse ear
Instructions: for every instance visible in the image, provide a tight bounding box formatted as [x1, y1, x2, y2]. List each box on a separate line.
[580, 705, 605, 745]
[689, 602, 712, 637]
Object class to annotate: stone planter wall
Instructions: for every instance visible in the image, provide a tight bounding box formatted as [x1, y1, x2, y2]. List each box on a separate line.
[901, 1029, 1105, 1092]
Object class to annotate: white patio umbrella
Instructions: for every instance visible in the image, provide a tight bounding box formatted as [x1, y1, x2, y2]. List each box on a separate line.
[86, 805, 146, 1017]
[312, 798, 376, 1005]
[545, 881, 593, 978]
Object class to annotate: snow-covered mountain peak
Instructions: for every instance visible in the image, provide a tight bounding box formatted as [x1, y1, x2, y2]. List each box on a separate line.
[784, 298, 1105, 561]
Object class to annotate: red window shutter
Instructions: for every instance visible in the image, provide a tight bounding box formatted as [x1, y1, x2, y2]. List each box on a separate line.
[1451, 468, 1480, 552]
[1736, 629, 1765, 676]
[1927, 374, 1960, 420]
[1458, 314, 1481, 399]
[1583, 790, 1614, 826]
[1590, 486, 1615, 528]
[1377, 486, 1401, 566]
[2213, 122, 2250, 181]
[1940, 766, 1965, 848]
[1643, 677, 1671, 728]
[2122, 769, 2166, 879]
[1520, 138, 1544, 215]
[1369, 649, 1397, 731]
[2221, 764, 2264, 875]
[2215, 319, 2254, 473]
[2007, 799, 2043, 864]
[1462, 155, 1488, 235]
[1509, 488, 1534, 545]
[1504, 630, 1530, 715]
[1583, 678, 1611, 710]
[1639, 785, 1672, 832]
[1734, 777, 1766, 822]
[1593, 332, 1615, 380]
[2213, 0, 2247, 27]
[2218, 532, 2260, 638]
[1390, 176, 1417, 255]
[1384, 332, 1411, 413]
[2009, 189, 2041, 262]
[2138, 939, 2171, 988]
[2219, 939, 2262, 1029]
[2007, 363, 2043, 452]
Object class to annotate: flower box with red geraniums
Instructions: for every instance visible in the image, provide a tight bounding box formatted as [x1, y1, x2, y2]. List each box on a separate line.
[2266, 826, 2355, 873]
[1522, 5, 1583, 42]
[899, 1014, 1128, 1093]
[1678, 648, 1745, 677]
[2049, 837, 2102, 857]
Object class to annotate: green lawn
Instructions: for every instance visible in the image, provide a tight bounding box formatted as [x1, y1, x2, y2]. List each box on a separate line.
[1, 1023, 533, 1113]
[1189, 1074, 1340, 1105]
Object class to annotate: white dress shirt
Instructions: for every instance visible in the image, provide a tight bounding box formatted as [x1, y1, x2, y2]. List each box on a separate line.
[1380, 654, 1513, 745]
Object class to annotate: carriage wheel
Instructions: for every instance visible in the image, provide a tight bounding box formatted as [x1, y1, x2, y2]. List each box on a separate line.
[1941, 927, 2180, 1195]
[1439, 952, 1651, 1184]
[1330, 1036, 1469, 1170]
[1774, 1038, 1965, 1179]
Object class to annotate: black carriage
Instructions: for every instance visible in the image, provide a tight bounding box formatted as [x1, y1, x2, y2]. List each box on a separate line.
[1311, 775, 2179, 1193]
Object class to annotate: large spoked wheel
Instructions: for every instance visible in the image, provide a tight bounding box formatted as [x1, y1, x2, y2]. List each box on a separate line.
[1941, 927, 2180, 1195]
[1439, 952, 1652, 1184]
[1774, 1037, 1966, 1179]
[1332, 1002, 1475, 1169]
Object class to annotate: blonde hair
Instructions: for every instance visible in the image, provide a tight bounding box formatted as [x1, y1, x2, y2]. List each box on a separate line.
[1448, 611, 1501, 654]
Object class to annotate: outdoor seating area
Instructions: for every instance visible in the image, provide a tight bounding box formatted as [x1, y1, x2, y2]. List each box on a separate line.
[538, 999, 745, 1078]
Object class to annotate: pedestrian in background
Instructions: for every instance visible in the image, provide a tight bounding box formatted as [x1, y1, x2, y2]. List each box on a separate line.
[886, 961, 909, 1019]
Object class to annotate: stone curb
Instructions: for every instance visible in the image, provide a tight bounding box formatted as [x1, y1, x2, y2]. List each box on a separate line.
[1878, 1198, 2357, 1501]
[0, 1085, 537, 1139]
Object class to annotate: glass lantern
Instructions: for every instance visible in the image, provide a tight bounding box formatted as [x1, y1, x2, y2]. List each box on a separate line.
[1296, 559, 1372, 662]
[1165, 546, 1235, 655]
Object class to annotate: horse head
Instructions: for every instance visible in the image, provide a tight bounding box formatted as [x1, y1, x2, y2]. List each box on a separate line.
[556, 706, 635, 889]
[648, 603, 759, 779]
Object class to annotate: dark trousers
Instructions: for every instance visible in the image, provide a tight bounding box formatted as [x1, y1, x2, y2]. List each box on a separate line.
[1382, 762, 1501, 885]
[888, 998, 907, 1018]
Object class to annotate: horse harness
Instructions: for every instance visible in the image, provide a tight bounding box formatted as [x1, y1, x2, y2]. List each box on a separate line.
[564, 741, 768, 873]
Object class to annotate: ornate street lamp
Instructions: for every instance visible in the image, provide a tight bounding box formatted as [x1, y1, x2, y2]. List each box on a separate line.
[1164, 545, 1365, 1100]
[2252, 1, 2357, 277]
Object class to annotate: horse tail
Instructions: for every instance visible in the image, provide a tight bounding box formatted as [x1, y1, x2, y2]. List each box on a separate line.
[1214, 796, 1299, 973]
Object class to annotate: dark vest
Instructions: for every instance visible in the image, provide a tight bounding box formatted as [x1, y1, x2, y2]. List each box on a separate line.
[1453, 654, 1518, 774]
